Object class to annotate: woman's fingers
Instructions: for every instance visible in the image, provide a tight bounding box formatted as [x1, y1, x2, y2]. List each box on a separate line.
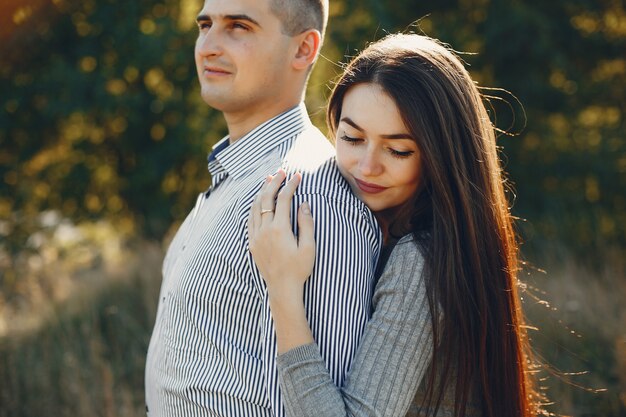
[275, 172, 302, 224]
[297, 202, 315, 263]
[254, 169, 303, 231]
[259, 170, 286, 221]
[247, 175, 316, 294]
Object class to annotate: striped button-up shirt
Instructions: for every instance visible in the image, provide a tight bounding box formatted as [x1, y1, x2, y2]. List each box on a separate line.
[145, 103, 381, 417]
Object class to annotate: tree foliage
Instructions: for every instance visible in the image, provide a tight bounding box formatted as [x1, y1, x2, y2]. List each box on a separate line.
[1, 0, 221, 243]
[1, 0, 625, 257]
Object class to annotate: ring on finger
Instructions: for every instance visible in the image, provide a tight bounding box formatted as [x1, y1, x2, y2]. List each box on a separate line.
[260, 208, 274, 215]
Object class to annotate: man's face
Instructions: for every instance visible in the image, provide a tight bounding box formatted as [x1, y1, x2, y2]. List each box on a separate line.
[195, 0, 294, 115]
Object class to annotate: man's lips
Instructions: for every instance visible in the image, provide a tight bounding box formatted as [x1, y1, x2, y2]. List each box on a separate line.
[203, 66, 231, 76]
[354, 178, 388, 194]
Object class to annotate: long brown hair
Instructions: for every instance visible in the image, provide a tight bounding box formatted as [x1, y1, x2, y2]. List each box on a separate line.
[327, 34, 538, 417]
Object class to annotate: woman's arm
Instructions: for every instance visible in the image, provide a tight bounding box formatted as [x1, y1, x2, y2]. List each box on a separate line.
[277, 238, 433, 417]
[248, 170, 316, 354]
[248, 172, 434, 417]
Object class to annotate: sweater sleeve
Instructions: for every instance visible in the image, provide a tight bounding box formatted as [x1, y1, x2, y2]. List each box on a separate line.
[276, 236, 433, 417]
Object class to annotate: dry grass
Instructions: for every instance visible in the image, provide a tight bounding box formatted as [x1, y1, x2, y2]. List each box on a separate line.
[0, 217, 624, 416]
[522, 249, 626, 416]
[0, 217, 164, 417]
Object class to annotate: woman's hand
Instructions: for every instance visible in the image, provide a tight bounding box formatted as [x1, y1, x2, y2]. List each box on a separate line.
[248, 170, 315, 300]
[248, 169, 316, 353]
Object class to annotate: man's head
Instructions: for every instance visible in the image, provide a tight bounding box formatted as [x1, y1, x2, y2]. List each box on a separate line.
[195, 0, 328, 130]
[269, 0, 328, 39]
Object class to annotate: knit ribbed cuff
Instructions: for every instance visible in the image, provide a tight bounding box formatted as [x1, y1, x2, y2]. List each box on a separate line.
[276, 342, 321, 367]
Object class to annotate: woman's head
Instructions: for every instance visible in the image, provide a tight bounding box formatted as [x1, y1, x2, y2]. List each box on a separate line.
[329, 34, 500, 237]
[328, 34, 539, 417]
[333, 82, 422, 217]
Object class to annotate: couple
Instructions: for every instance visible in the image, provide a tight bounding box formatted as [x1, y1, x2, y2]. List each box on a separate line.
[145, 0, 538, 416]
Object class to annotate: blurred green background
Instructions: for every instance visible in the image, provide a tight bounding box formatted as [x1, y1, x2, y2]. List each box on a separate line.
[0, 0, 624, 416]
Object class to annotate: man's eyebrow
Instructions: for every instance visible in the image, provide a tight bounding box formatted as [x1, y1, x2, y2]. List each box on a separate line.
[225, 14, 261, 26]
[340, 117, 413, 140]
[195, 13, 261, 27]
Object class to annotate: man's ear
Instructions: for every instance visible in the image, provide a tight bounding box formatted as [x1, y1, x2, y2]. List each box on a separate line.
[292, 29, 322, 71]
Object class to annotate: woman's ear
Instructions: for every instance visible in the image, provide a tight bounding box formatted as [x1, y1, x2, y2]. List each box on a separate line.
[292, 29, 322, 71]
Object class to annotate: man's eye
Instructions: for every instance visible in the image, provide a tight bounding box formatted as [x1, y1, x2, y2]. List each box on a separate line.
[231, 22, 249, 30]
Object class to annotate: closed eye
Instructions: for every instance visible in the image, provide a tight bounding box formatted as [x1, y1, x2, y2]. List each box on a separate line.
[388, 148, 415, 158]
[340, 134, 363, 145]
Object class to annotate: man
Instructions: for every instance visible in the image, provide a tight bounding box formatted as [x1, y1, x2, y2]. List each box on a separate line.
[144, 0, 381, 416]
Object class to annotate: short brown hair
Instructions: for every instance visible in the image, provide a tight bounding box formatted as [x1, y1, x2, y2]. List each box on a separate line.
[269, 0, 328, 37]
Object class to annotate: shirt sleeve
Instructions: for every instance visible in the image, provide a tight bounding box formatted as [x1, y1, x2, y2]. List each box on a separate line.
[259, 189, 382, 417]
[275, 239, 434, 417]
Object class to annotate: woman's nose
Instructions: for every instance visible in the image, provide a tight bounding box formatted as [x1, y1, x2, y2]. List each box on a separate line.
[358, 149, 384, 177]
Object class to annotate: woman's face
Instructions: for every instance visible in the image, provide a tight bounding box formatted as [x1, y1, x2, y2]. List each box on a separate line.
[336, 83, 422, 214]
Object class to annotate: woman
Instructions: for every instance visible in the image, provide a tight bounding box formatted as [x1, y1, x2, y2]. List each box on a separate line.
[248, 34, 539, 417]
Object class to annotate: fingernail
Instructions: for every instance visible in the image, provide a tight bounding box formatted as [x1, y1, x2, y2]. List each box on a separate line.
[301, 202, 310, 214]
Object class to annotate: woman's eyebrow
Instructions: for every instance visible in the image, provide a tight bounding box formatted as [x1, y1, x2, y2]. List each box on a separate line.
[340, 117, 413, 140]
[380, 133, 414, 140]
[340, 117, 365, 132]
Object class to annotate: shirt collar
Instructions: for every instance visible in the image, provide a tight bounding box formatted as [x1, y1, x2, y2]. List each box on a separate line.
[207, 103, 311, 180]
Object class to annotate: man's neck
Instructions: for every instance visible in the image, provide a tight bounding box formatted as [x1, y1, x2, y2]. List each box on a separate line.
[224, 98, 303, 143]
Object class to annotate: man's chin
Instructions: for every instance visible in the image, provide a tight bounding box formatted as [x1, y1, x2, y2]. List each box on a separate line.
[200, 91, 229, 110]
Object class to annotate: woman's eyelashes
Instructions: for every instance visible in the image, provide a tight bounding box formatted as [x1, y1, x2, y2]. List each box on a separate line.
[388, 148, 415, 158]
[339, 134, 362, 144]
[340, 134, 415, 159]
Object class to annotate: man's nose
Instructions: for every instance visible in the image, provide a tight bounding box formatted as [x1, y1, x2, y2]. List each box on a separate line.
[196, 27, 223, 57]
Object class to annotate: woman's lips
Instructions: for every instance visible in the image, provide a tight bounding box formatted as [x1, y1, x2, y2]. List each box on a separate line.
[354, 178, 388, 194]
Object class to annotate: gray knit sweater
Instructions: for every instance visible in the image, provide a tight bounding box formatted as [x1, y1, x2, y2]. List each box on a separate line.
[276, 235, 482, 417]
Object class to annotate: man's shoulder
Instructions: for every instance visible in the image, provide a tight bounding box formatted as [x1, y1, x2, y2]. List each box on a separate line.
[281, 127, 353, 202]
[281, 125, 335, 173]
